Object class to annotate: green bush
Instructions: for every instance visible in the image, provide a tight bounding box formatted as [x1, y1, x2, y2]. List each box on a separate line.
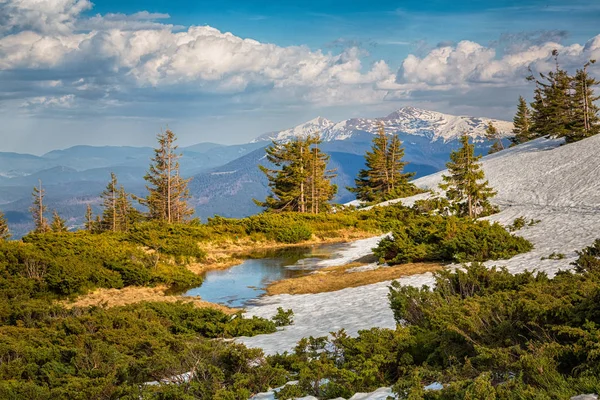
[272, 307, 294, 327]
[276, 224, 313, 244]
[374, 215, 533, 264]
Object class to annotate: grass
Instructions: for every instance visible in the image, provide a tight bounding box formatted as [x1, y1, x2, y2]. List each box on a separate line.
[62, 285, 236, 314]
[266, 262, 444, 295]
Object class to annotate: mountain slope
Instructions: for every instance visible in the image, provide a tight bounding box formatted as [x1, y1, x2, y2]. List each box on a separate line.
[254, 106, 513, 143]
[239, 134, 600, 361]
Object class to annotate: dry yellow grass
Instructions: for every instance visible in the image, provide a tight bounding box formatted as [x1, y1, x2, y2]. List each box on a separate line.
[266, 262, 443, 295]
[62, 286, 236, 314]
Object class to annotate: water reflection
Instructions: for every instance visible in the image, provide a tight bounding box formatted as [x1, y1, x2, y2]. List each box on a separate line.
[184, 243, 345, 307]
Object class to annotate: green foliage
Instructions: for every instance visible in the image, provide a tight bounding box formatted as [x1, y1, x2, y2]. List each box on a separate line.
[510, 96, 533, 145]
[349, 125, 421, 203]
[272, 307, 294, 327]
[268, 248, 600, 399]
[541, 252, 565, 260]
[276, 224, 313, 244]
[256, 136, 337, 213]
[440, 136, 497, 218]
[485, 123, 504, 155]
[526, 54, 599, 143]
[374, 214, 532, 264]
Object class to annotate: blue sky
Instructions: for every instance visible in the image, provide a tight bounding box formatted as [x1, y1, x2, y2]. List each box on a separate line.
[1, 0, 599, 153]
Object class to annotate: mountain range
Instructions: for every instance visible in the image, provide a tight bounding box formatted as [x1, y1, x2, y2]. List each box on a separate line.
[0, 107, 513, 237]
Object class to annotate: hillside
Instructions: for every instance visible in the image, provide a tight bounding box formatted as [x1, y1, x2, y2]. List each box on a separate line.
[239, 134, 600, 356]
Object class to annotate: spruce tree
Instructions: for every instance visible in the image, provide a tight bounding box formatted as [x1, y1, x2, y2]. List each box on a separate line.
[142, 129, 193, 223]
[50, 210, 68, 232]
[570, 60, 600, 141]
[0, 211, 10, 240]
[510, 96, 532, 145]
[256, 136, 337, 213]
[439, 135, 496, 218]
[30, 180, 49, 233]
[350, 125, 417, 202]
[84, 204, 94, 232]
[485, 122, 504, 154]
[529, 50, 573, 139]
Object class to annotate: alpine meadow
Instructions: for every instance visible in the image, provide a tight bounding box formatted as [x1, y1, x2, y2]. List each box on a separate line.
[1, 1, 600, 399]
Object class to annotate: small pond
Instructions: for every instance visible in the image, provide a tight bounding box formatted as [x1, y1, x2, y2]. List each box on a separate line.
[184, 243, 346, 307]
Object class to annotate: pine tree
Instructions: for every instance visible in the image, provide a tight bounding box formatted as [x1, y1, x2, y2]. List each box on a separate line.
[570, 60, 600, 141]
[84, 204, 94, 232]
[439, 135, 496, 218]
[485, 122, 504, 154]
[30, 180, 49, 233]
[256, 136, 337, 213]
[50, 210, 68, 232]
[510, 96, 533, 145]
[142, 129, 193, 223]
[0, 211, 10, 240]
[529, 50, 573, 139]
[349, 125, 417, 202]
[117, 186, 142, 231]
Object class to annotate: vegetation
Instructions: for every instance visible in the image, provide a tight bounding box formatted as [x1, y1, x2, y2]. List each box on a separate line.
[50, 210, 68, 232]
[510, 96, 533, 145]
[98, 172, 142, 232]
[268, 243, 600, 398]
[141, 129, 193, 223]
[256, 135, 337, 213]
[349, 124, 421, 203]
[439, 136, 497, 218]
[30, 179, 49, 233]
[485, 122, 504, 154]
[516, 52, 599, 144]
[0, 211, 10, 240]
[374, 214, 532, 264]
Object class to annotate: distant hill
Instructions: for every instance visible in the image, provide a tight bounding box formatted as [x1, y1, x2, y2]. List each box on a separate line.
[0, 107, 512, 236]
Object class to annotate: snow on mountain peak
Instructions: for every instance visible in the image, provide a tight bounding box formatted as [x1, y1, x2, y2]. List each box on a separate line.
[252, 107, 513, 143]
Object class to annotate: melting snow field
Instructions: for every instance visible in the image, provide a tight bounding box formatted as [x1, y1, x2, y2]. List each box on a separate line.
[241, 135, 600, 399]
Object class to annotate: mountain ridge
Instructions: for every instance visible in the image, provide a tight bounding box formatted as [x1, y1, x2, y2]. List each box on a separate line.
[253, 106, 513, 143]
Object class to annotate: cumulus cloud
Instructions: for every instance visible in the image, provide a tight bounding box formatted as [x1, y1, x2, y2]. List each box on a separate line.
[0, 0, 396, 110]
[1, 0, 599, 120]
[397, 36, 600, 89]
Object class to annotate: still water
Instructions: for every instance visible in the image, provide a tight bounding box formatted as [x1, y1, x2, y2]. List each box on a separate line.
[184, 243, 345, 307]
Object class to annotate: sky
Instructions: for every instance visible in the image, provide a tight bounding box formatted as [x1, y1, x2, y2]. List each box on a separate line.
[1, 0, 600, 154]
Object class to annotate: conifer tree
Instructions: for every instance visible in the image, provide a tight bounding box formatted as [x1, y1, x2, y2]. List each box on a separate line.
[529, 50, 573, 139]
[50, 210, 68, 232]
[439, 135, 496, 218]
[100, 172, 119, 232]
[350, 125, 417, 202]
[256, 135, 337, 213]
[485, 122, 504, 154]
[30, 180, 49, 233]
[142, 129, 192, 223]
[0, 211, 10, 240]
[570, 60, 600, 141]
[84, 204, 94, 232]
[510, 96, 533, 145]
[306, 137, 337, 213]
[100, 173, 141, 232]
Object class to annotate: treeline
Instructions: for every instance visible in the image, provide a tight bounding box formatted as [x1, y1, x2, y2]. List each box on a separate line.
[511, 52, 599, 145]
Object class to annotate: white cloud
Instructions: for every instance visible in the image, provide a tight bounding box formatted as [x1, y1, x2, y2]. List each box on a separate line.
[1, 0, 599, 118]
[398, 37, 600, 89]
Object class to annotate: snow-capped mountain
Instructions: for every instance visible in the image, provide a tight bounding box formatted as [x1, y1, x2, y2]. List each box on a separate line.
[253, 106, 513, 143]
